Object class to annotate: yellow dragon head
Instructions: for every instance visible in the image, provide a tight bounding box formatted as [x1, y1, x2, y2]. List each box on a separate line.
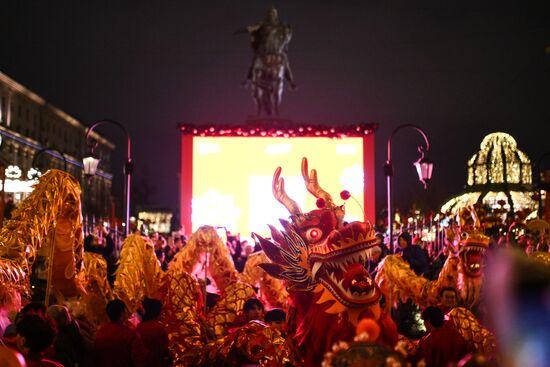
[453, 207, 490, 278]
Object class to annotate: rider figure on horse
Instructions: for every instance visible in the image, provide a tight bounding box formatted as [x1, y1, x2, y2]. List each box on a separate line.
[235, 6, 296, 115]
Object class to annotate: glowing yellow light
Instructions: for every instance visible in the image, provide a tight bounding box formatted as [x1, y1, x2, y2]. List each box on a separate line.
[467, 132, 532, 186]
[483, 191, 510, 209]
[138, 211, 174, 234]
[509, 191, 538, 212]
[192, 190, 242, 233]
[265, 143, 292, 155]
[441, 192, 481, 214]
[197, 142, 221, 155]
[193, 137, 364, 236]
[443, 132, 538, 215]
[335, 144, 358, 155]
[0, 178, 36, 193]
[5, 165, 22, 179]
[340, 164, 364, 197]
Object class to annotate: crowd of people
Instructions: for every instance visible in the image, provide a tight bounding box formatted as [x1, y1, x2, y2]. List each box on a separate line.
[0, 285, 287, 366]
[0, 294, 170, 367]
[1, 217, 549, 367]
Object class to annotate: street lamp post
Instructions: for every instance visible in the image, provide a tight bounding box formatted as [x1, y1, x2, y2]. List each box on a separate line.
[83, 119, 133, 236]
[537, 152, 550, 219]
[31, 147, 68, 179]
[384, 124, 433, 253]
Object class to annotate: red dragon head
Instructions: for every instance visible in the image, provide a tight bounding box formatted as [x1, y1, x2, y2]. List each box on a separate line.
[253, 158, 381, 313]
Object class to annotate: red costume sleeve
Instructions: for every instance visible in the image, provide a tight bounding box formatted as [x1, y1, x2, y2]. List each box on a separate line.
[377, 311, 399, 348]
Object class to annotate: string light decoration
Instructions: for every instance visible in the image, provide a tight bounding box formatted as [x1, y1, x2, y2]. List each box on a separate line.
[178, 121, 378, 138]
[5, 165, 22, 179]
[467, 132, 532, 187]
[442, 132, 540, 216]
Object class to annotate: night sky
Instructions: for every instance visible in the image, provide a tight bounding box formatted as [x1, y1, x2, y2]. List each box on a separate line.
[2, 1, 550, 221]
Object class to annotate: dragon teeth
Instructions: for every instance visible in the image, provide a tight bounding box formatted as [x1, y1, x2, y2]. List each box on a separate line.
[466, 246, 486, 253]
[321, 249, 375, 276]
[311, 262, 322, 279]
[365, 248, 374, 260]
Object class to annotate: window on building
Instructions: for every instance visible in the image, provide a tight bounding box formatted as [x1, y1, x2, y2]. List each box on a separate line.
[0, 96, 4, 123]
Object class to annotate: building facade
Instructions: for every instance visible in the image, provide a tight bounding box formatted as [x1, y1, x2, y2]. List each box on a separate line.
[0, 71, 114, 218]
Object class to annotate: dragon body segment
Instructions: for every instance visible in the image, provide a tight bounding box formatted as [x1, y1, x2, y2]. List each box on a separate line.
[377, 207, 490, 310]
[113, 226, 258, 365]
[375, 254, 458, 308]
[113, 234, 163, 312]
[241, 251, 289, 309]
[0, 169, 83, 302]
[169, 226, 257, 338]
[448, 307, 497, 355]
[375, 206, 495, 356]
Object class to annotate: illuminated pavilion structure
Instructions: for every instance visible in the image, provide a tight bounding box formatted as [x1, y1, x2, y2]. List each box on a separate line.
[441, 132, 542, 218]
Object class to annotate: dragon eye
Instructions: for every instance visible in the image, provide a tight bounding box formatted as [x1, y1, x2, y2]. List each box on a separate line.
[305, 228, 323, 243]
[460, 232, 469, 241]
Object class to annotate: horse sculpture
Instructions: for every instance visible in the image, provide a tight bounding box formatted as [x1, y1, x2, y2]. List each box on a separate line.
[237, 6, 296, 116]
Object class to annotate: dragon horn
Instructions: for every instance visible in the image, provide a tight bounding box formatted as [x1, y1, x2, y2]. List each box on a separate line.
[470, 206, 481, 229]
[301, 157, 334, 208]
[273, 166, 302, 216]
[457, 208, 467, 228]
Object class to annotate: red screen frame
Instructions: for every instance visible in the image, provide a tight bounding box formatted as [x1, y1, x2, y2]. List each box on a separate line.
[179, 133, 375, 236]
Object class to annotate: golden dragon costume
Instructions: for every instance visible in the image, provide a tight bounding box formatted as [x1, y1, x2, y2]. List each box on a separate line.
[375, 206, 496, 355]
[111, 226, 262, 366]
[0, 169, 83, 304]
[254, 158, 398, 367]
[240, 251, 289, 309]
[376, 206, 489, 309]
[169, 226, 257, 338]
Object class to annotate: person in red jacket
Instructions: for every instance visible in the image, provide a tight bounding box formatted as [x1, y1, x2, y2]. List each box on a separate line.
[14, 313, 63, 367]
[418, 306, 473, 367]
[136, 298, 170, 367]
[94, 299, 149, 367]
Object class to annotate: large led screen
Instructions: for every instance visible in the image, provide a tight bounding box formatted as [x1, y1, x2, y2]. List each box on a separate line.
[191, 137, 366, 239]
